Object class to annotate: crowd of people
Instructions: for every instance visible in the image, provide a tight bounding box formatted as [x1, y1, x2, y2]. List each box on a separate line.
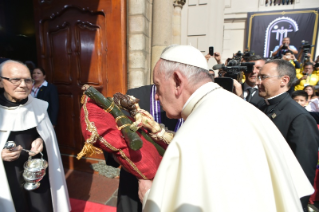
[1, 37, 319, 212]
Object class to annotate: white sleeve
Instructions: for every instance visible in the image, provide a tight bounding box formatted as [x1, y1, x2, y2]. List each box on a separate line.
[142, 189, 151, 210]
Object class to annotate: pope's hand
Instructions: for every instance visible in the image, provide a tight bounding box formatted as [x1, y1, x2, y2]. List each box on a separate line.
[138, 179, 153, 203]
[1, 145, 23, 161]
[29, 138, 44, 156]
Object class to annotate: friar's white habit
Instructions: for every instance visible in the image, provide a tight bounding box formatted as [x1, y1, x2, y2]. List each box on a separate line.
[0, 95, 71, 212]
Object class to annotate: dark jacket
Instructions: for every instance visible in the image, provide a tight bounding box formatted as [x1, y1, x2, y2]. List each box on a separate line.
[241, 83, 264, 107]
[36, 83, 59, 126]
[258, 92, 319, 186]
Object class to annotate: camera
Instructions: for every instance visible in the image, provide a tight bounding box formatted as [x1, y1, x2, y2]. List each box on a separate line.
[282, 43, 288, 49]
[213, 51, 255, 81]
[242, 50, 255, 61]
[301, 40, 315, 63]
[301, 40, 314, 50]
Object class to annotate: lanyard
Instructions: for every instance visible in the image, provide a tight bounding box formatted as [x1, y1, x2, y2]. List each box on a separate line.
[32, 85, 42, 97]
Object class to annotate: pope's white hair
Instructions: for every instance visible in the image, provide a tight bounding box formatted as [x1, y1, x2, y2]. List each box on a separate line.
[157, 59, 211, 86]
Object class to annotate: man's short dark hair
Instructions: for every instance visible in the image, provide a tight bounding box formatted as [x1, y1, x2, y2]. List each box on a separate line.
[291, 90, 308, 100]
[265, 59, 296, 88]
[304, 62, 314, 68]
[246, 55, 266, 62]
[283, 50, 293, 55]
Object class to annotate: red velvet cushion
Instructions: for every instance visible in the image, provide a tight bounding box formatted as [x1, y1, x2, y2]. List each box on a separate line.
[80, 97, 162, 180]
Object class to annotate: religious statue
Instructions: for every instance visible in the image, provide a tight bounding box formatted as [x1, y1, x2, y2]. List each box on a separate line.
[77, 85, 174, 180]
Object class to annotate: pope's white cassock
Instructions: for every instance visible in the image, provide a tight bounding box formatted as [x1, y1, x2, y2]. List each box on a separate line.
[143, 82, 314, 212]
[0, 95, 71, 212]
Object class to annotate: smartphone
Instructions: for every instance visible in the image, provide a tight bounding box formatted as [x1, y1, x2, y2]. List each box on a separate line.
[209, 46, 214, 56]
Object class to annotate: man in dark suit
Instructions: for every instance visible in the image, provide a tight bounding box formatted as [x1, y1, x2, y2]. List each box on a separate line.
[257, 59, 319, 212]
[104, 84, 182, 212]
[242, 55, 265, 107]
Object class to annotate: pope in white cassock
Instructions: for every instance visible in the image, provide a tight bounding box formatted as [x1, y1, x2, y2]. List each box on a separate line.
[138, 45, 314, 212]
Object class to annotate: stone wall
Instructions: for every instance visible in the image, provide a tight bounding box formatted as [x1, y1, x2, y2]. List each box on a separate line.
[127, 0, 153, 89]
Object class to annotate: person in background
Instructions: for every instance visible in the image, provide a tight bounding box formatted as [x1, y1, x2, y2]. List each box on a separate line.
[295, 63, 319, 91]
[282, 50, 301, 68]
[32, 68, 59, 127]
[304, 85, 318, 102]
[242, 55, 265, 107]
[0, 60, 70, 212]
[291, 90, 308, 108]
[307, 98, 319, 112]
[257, 59, 319, 212]
[272, 37, 298, 58]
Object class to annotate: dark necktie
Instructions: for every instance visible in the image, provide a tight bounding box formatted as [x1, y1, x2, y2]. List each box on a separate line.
[246, 88, 257, 102]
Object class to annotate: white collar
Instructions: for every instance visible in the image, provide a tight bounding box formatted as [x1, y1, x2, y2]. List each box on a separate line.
[264, 92, 286, 105]
[181, 82, 220, 120]
[182, 82, 212, 110]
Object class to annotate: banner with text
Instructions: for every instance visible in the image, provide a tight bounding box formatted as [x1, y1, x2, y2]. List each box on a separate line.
[245, 8, 319, 59]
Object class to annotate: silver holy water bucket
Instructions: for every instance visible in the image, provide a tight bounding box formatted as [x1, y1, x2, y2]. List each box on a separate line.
[4, 141, 49, 190]
[23, 154, 48, 190]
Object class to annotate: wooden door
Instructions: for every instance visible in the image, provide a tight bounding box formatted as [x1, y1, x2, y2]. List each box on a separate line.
[32, 0, 127, 169]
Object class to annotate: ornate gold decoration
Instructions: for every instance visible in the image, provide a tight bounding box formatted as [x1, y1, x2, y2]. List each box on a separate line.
[77, 143, 103, 160]
[77, 96, 103, 159]
[104, 101, 115, 113]
[115, 115, 126, 123]
[81, 93, 86, 105]
[117, 123, 131, 131]
[77, 95, 148, 179]
[99, 137, 147, 180]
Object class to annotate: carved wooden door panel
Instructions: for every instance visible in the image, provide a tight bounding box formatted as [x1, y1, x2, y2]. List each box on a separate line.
[32, 0, 127, 165]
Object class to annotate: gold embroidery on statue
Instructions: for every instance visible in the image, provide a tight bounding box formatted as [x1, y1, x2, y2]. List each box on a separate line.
[115, 116, 126, 123]
[77, 96, 103, 160]
[99, 137, 148, 179]
[77, 143, 103, 160]
[104, 102, 114, 113]
[81, 93, 86, 105]
[117, 123, 131, 131]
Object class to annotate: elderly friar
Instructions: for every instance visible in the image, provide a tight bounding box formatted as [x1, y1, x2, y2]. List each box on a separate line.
[0, 60, 70, 212]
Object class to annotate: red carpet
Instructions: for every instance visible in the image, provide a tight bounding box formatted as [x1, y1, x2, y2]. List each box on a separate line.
[70, 198, 116, 212]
